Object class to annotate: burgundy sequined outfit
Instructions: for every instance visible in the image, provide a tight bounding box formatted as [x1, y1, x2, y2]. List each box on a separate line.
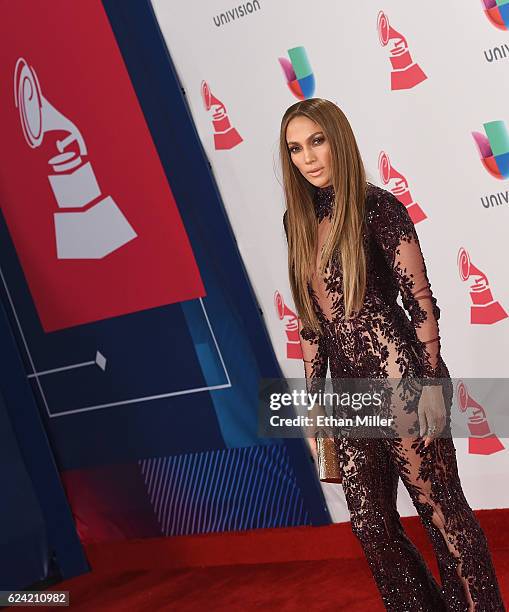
[284, 183, 505, 611]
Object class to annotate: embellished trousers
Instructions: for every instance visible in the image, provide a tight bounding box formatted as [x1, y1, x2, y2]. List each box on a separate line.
[336, 435, 506, 611]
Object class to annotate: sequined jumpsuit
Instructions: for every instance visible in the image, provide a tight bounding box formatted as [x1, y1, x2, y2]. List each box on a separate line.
[283, 182, 505, 611]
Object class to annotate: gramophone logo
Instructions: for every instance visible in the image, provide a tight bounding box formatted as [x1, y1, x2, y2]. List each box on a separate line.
[7, 50, 204, 333]
[456, 381, 505, 455]
[274, 290, 303, 360]
[278, 46, 315, 100]
[481, 0, 509, 30]
[471, 120, 509, 179]
[201, 80, 243, 150]
[377, 11, 427, 90]
[378, 151, 426, 223]
[14, 57, 137, 259]
[457, 247, 508, 324]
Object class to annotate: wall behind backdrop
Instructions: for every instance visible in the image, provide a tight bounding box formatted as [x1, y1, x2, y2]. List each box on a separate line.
[151, 0, 509, 520]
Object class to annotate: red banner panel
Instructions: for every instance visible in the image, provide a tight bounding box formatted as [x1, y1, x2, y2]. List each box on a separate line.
[0, 0, 205, 332]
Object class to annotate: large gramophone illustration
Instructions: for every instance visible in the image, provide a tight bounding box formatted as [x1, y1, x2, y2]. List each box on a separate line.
[14, 57, 137, 259]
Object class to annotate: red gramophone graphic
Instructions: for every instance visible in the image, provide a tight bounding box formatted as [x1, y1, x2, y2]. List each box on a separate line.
[377, 11, 427, 90]
[378, 151, 426, 223]
[274, 291, 303, 360]
[201, 80, 243, 150]
[457, 248, 507, 325]
[14, 57, 137, 259]
[456, 381, 505, 455]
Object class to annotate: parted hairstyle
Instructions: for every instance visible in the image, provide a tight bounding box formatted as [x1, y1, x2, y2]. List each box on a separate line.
[280, 98, 368, 334]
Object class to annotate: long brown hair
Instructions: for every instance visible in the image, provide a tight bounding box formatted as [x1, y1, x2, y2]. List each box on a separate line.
[280, 98, 367, 333]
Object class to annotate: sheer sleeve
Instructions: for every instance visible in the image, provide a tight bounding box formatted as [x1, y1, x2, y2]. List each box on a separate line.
[298, 319, 329, 397]
[298, 319, 330, 433]
[369, 190, 443, 382]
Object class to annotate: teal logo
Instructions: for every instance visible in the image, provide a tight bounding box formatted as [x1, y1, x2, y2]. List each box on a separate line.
[278, 47, 315, 99]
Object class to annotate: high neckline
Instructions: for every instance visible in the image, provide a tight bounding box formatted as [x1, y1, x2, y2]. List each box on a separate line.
[313, 184, 335, 222]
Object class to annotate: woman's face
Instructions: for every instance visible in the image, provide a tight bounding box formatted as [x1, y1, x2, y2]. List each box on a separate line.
[285, 116, 332, 188]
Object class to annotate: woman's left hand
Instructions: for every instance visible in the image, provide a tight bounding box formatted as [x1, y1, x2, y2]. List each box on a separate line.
[418, 385, 446, 448]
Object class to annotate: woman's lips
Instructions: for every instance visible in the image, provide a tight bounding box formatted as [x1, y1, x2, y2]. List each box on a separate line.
[308, 168, 323, 177]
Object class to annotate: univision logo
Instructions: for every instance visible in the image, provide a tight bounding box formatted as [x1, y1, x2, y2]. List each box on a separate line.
[472, 120, 509, 179]
[482, 0, 509, 30]
[278, 46, 315, 99]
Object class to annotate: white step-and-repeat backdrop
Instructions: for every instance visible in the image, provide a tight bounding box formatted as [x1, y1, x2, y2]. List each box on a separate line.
[151, 0, 509, 521]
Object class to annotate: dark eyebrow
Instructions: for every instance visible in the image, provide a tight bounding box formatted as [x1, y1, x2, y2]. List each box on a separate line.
[286, 131, 324, 146]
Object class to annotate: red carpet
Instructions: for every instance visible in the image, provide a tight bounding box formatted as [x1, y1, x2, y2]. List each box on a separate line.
[32, 509, 509, 610]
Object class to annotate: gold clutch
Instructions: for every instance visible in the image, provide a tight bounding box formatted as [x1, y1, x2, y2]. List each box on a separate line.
[315, 433, 342, 484]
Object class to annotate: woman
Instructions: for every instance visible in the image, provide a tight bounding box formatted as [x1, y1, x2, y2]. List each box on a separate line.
[280, 98, 505, 611]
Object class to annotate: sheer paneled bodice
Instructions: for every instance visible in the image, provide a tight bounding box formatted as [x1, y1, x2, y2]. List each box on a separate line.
[296, 181, 444, 383]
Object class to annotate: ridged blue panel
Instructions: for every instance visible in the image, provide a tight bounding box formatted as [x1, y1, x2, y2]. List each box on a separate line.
[139, 444, 310, 535]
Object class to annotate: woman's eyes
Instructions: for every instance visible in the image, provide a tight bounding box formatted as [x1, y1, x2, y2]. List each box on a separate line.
[289, 137, 325, 154]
